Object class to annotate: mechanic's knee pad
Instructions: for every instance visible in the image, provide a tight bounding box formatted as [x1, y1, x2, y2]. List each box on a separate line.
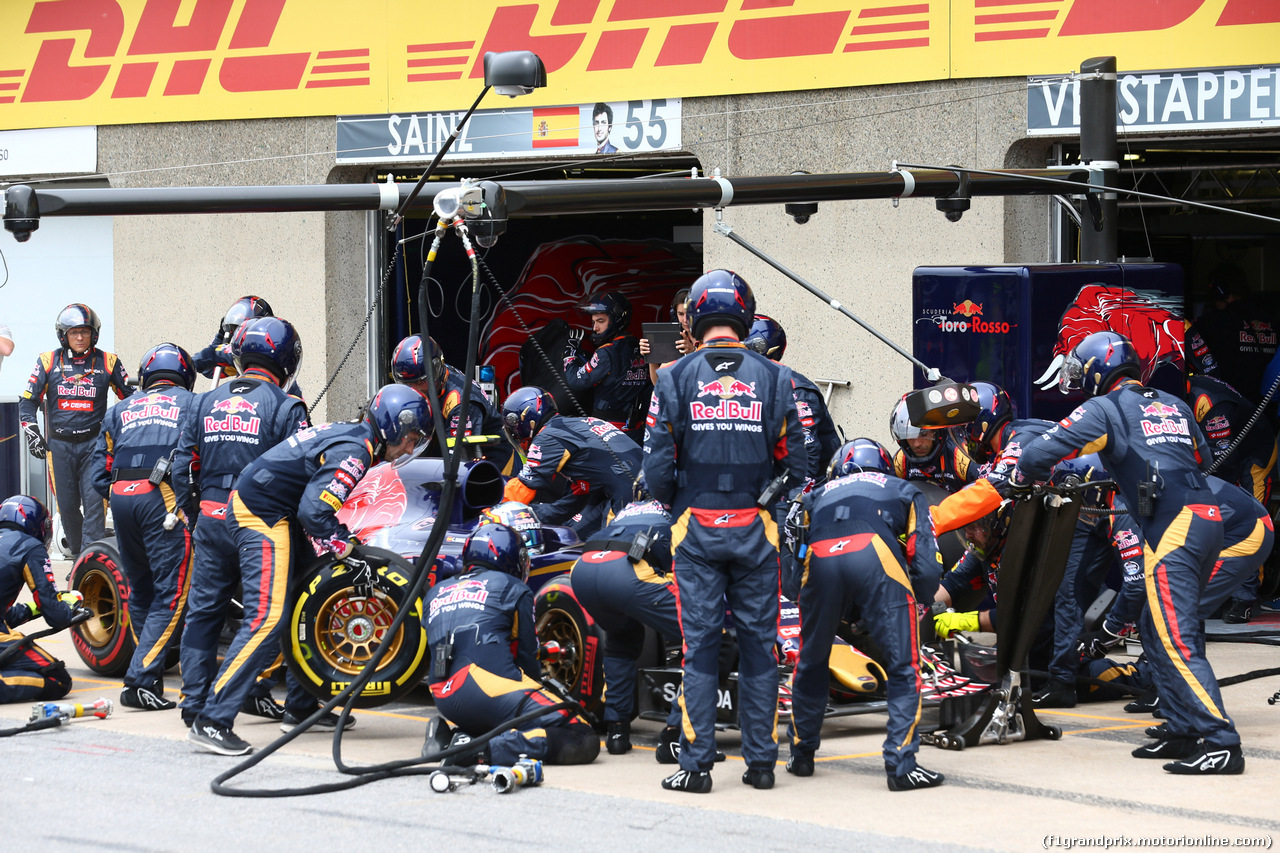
[547, 721, 601, 765]
[39, 662, 72, 700]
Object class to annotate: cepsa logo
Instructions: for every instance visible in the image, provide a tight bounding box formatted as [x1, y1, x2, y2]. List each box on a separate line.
[917, 301, 1013, 336]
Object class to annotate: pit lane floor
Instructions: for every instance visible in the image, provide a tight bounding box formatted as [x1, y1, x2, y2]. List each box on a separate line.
[6, 574, 1279, 852]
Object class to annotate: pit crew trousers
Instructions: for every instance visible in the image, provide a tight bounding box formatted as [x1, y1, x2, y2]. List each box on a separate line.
[49, 437, 105, 557]
[671, 507, 780, 773]
[789, 532, 923, 776]
[0, 630, 71, 703]
[111, 479, 192, 694]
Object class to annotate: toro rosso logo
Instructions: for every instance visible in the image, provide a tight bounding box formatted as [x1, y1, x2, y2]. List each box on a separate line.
[690, 377, 762, 424]
[953, 300, 983, 318]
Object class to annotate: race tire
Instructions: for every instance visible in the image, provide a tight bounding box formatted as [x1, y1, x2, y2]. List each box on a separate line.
[286, 547, 430, 708]
[68, 538, 134, 676]
[534, 576, 606, 721]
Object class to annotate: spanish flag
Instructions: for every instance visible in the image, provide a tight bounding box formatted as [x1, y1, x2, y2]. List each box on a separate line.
[531, 107, 580, 148]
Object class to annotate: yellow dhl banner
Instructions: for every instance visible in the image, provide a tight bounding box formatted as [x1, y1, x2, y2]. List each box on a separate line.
[0, 0, 1276, 131]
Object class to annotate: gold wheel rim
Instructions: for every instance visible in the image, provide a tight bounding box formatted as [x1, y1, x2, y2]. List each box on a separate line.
[535, 609, 583, 686]
[314, 589, 404, 676]
[76, 566, 122, 648]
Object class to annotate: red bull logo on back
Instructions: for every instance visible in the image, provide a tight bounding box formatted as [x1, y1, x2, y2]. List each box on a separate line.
[210, 397, 259, 415]
[1140, 401, 1180, 418]
[696, 377, 757, 399]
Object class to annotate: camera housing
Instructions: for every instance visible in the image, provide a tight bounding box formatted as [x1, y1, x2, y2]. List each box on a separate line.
[4, 185, 40, 243]
[784, 170, 817, 224]
[935, 169, 970, 223]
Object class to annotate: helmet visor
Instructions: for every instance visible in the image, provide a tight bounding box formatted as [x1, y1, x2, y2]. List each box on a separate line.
[1059, 351, 1084, 395]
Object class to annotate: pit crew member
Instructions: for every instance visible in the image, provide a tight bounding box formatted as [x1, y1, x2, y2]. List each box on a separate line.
[563, 292, 651, 442]
[889, 395, 977, 492]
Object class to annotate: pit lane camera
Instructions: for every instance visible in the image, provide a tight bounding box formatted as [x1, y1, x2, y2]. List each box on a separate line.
[935, 169, 970, 223]
[3, 184, 39, 243]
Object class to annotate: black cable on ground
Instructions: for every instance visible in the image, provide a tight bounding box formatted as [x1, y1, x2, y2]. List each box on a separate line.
[0, 716, 62, 738]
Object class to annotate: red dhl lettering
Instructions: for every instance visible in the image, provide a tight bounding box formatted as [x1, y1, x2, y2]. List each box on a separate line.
[1141, 418, 1189, 437]
[689, 399, 762, 420]
[204, 414, 262, 434]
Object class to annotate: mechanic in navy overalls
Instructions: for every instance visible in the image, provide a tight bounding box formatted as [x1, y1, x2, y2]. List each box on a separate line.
[787, 439, 945, 791]
[19, 303, 133, 559]
[563, 292, 651, 443]
[569, 482, 685, 757]
[501, 386, 641, 536]
[192, 295, 274, 381]
[643, 269, 807, 794]
[90, 344, 198, 712]
[889, 395, 977, 493]
[173, 317, 311, 728]
[423, 522, 599, 767]
[744, 315, 841, 482]
[1012, 331, 1242, 775]
[0, 496, 80, 704]
[391, 333, 512, 473]
[188, 385, 429, 756]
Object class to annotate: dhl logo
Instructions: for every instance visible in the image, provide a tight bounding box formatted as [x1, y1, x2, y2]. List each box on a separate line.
[0, 1, 1275, 127]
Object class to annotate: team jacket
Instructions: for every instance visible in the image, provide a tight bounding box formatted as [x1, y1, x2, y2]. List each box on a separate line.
[504, 415, 641, 509]
[1187, 375, 1276, 502]
[932, 418, 1055, 535]
[583, 499, 674, 573]
[644, 338, 806, 515]
[19, 348, 133, 441]
[791, 370, 840, 481]
[799, 472, 942, 602]
[1014, 381, 1215, 543]
[0, 528, 75, 632]
[564, 334, 651, 429]
[90, 385, 197, 499]
[233, 421, 376, 555]
[425, 567, 538, 681]
[173, 376, 311, 508]
[892, 433, 978, 493]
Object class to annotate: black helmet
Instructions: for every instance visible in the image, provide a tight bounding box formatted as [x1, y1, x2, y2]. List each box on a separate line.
[221, 296, 274, 339]
[138, 343, 196, 391]
[579, 292, 632, 345]
[461, 522, 530, 582]
[56, 303, 101, 351]
[688, 269, 755, 340]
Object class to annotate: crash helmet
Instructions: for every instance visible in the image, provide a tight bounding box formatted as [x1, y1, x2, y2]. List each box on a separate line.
[1049, 453, 1112, 513]
[138, 343, 196, 391]
[231, 316, 303, 385]
[744, 315, 787, 361]
[364, 384, 432, 457]
[461, 522, 530, 582]
[578, 292, 632, 345]
[481, 501, 545, 556]
[0, 495, 52, 543]
[952, 381, 1015, 462]
[961, 501, 1014, 562]
[501, 386, 556, 451]
[55, 304, 101, 351]
[391, 334, 447, 395]
[687, 269, 755, 340]
[1060, 331, 1141, 398]
[220, 296, 274, 340]
[827, 438, 894, 479]
[890, 396, 943, 466]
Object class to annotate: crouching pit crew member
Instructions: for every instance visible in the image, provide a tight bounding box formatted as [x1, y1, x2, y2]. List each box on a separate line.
[174, 317, 311, 728]
[0, 496, 83, 703]
[188, 385, 429, 756]
[644, 269, 807, 794]
[1011, 331, 1242, 775]
[91, 343, 198, 711]
[423, 522, 599, 767]
[787, 439, 945, 791]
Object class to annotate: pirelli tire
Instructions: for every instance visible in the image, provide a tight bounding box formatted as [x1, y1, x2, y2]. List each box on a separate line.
[68, 538, 134, 676]
[286, 547, 430, 708]
[534, 576, 606, 722]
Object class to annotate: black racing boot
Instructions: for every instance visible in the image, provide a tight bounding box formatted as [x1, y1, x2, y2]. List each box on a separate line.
[120, 685, 176, 711]
[887, 766, 945, 791]
[1131, 736, 1199, 759]
[606, 720, 632, 755]
[656, 725, 725, 764]
[661, 769, 712, 793]
[1124, 693, 1160, 714]
[421, 717, 454, 760]
[1163, 743, 1245, 775]
[742, 767, 775, 789]
[786, 753, 815, 777]
[1031, 682, 1077, 708]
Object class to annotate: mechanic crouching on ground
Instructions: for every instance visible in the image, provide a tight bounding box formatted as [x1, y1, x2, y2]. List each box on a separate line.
[1010, 331, 1243, 775]
[422, 522, 599, 767]
[0, 496, 84, 703]
[644, 269, 806, 794]
[786, 439, 945, 790]
[189, 385, 430, 756]
[90, 344, 198, 712]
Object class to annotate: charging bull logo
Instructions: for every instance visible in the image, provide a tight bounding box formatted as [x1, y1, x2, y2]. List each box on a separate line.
[953, 300, 983, 318]
[1140, 401, 1190, 438]
[1036, 285, 1185, 391]
[211, 397, 259, 416]
[1141, 402, 1181, 418]
[338, 463, 408, 542]
[697, 377, 757, 400]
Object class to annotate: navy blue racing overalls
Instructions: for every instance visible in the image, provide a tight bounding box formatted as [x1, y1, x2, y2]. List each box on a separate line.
[426, 568, 597, 765]
[644, 337, 807, 774]
[570, 499, 682, 728]
[931, 419, 1055, 537]
[20, 348, 133, 556]
[503, 415, 641, 535]
[891, 432, 978, 493]
[198, 421, 376, 729]
[564, 332, 652, 442]
[173, 374, 311, 722]
[440, 365, 513, 473]
[789, 472, 941, 776]
[0, 528, 76, 703]
[1015, 381, 1237, 748]
[790, 371, 840, 481]
[90, 384, 197, 696]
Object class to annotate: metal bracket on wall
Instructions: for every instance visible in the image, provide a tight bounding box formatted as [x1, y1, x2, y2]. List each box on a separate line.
[812, 378, 852, 405]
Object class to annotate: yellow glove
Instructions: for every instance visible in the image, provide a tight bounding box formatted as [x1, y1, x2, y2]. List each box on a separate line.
[57, 590, 84, 608]
[933, 610, 980, 638]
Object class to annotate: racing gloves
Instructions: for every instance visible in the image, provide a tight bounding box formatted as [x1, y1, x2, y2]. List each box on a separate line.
[22, 423, 47, 459]
[933, 610, 980, 638]
[1077, 620, 1127, 660]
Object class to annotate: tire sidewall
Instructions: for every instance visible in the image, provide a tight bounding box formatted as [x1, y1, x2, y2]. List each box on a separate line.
[68, 538, 135, 676]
